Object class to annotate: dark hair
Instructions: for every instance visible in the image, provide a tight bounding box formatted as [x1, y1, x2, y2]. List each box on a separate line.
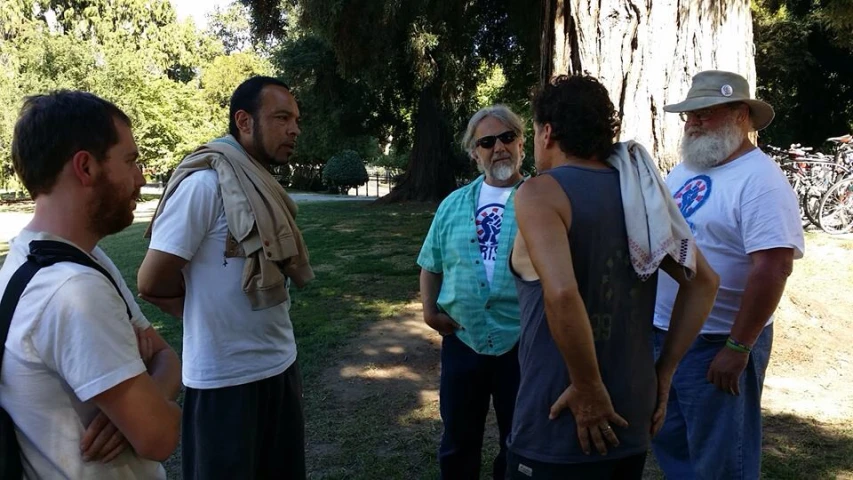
[228, 76, 291, 138]
[532, 74, 621, 161]
[11, 90, 131, 199]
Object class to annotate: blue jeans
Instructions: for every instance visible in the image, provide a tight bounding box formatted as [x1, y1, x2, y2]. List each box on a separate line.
[439, 333, 520, 480]
[652, 325, 773, 480]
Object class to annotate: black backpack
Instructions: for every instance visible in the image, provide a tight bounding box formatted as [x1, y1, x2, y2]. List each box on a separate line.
[0, 240, 131, 478]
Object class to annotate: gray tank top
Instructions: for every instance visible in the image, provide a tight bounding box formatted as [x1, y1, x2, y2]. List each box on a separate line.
[507, 165, 658, 463]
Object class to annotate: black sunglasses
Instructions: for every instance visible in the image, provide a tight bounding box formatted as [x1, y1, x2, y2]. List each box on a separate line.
[475, 130, 518, 149]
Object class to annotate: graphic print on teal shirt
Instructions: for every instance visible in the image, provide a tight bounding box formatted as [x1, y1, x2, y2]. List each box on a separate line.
[477, 202, 504, 263]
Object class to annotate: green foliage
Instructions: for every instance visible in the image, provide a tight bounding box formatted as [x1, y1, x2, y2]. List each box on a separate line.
[206, 3, 254, 54]
[272, 34, 384, 190]
[246, 0, 539, 200]
[322, 150, 369, 192]
[0, 0, 276, 183]
[754, 0, 853, 149]
[474, 63, 508, 110]
[369, 151, 409, 175]
[201, 52, 274, 108]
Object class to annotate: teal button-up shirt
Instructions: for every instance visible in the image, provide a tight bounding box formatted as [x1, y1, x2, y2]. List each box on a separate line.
[417, 175, 522, 355]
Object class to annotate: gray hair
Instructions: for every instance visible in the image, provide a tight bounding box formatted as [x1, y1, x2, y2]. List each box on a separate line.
[461, 104, 525, 157]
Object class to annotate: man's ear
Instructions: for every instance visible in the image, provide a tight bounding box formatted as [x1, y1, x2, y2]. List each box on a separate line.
[70, 151, 99, 187]
[234, 110, 254, 138]
[541, 123, 554, 149]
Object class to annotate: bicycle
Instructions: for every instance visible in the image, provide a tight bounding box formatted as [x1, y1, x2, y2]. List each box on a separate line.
[817, 176, 853, 235]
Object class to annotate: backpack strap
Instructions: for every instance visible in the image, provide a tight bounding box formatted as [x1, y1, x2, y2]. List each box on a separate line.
[0, 240, 132, 373]
[27, 240, 131, 320]
[0, 262, 43, 374]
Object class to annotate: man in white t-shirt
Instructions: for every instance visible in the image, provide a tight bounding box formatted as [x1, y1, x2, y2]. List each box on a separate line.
[0, 91, 182, 479]
[652, 71, 805, 479]
[138, 76, 308, 479]
[417, 105, 525, 479]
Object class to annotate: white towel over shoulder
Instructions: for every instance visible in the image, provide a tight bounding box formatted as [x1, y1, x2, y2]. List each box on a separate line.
[607, 141, 697, 280]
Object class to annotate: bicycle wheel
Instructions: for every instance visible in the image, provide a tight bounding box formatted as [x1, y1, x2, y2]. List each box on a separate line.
[803, 189, 822, 228]
[818, 177, 853, 235]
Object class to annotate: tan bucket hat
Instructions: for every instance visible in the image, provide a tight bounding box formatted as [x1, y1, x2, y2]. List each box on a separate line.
[664, 70, 775, 131]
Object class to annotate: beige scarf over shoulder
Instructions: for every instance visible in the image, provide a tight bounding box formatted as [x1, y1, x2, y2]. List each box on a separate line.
[145, 135, 314, 310]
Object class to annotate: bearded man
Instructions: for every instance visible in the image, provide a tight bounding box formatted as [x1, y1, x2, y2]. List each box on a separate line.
[651, 70, 805, 479]
[0, 90, 181, 479]
[139, 76, 313, 480]
[417, 104, 526, 479]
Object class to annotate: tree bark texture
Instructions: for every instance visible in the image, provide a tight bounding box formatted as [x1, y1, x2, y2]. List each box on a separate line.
[541, 0, 756, 170]
[376, 85, 458, 203]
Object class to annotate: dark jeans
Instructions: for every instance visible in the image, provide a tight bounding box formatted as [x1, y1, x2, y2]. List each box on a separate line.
[182, 361, 305, 480]
[506, 451, 647, 479]
[439, 334, 520, 480]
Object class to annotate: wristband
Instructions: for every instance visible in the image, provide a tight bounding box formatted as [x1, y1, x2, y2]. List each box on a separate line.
[725, 336, 752, 354]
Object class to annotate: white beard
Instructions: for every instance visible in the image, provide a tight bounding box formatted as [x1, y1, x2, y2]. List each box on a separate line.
[490, 160, 516, 181]
[680, 120, 743, 169]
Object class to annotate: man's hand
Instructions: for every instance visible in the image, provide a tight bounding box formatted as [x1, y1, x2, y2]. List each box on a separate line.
[81, 412, 129, 463]
[707, 347, 749, 395]
[424, 312, 462, 336]
[651, 365, 674, 437]
[135, 327, 154, 365]
[138, 293, 184, 319]
[549, 383, 629, 456]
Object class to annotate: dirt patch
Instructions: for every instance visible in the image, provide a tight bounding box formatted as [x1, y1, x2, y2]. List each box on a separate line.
[762, 236, 853, 424]
[304, 303, 444, 478]
[304, 303, 504, 478]
[314, 303, 440, 407]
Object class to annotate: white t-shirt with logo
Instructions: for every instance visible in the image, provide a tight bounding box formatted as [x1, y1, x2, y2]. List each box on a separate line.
[477, 182, 514, 285]
[149, 169, 297, 389]
[0, 230, 166, 479]
[654, 148, 805, 334]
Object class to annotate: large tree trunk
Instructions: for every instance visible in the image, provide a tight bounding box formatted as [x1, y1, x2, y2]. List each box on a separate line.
[541, 0, 756, 170]
[376, 84, 457, 203]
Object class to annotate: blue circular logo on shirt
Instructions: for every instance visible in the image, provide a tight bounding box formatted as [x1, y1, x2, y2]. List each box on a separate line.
[673, 175, 712, 219]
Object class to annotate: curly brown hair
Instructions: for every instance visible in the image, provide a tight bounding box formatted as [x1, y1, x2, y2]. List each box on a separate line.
[532, 74, 621, 161]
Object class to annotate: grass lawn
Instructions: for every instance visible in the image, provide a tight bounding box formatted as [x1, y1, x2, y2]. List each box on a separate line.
[99, 201, 439, 477]
[100, 201, 434, 372]
[2, 200, 850, 478]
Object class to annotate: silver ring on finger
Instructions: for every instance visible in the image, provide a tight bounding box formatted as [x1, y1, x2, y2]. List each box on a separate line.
[600, 424, 612, 432]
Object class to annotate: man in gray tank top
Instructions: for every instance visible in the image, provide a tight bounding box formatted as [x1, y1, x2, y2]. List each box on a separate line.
[505, 75, 720, 479]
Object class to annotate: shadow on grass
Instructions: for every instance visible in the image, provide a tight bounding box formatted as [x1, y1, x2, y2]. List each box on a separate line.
[642, 412, 853, 480]
[98, 201, 445, 478]
[300, 308, 503, 480]
[762, 412, 853, 479]
[302, 309, 445, 479]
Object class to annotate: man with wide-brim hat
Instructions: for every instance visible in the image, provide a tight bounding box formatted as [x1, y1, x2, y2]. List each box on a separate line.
[663, 70, 775, 131]
[651, 70, 805, 479]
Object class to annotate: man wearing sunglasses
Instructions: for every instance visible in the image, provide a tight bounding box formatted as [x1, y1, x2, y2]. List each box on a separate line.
[417, 105, 526, 479]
